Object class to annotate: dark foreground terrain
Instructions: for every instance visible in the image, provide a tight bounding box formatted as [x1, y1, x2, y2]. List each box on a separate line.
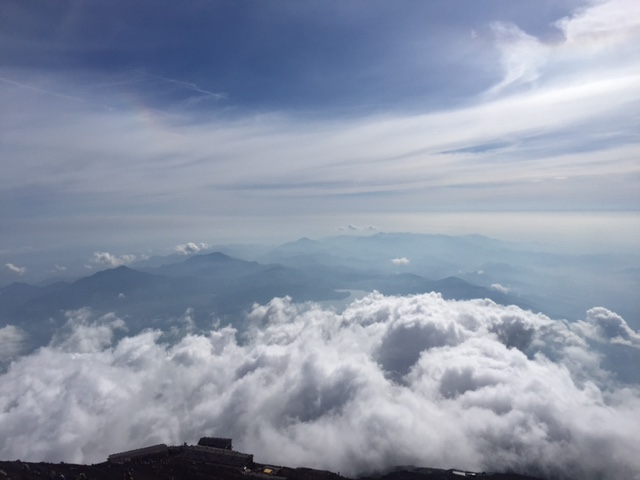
[0, 440, 543, 480]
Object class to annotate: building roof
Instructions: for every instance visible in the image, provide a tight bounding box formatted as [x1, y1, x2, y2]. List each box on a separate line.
[181, 445, 253, 468]
[197, 437, 233, 450]
[108, 444, 168, 463]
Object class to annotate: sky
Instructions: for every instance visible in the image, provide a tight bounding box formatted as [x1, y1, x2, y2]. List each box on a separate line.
[1, 0, 640, 265]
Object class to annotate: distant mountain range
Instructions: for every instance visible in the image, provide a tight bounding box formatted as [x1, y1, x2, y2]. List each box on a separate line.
[1, 252, 529, 351]
[2, 232, 637, 353]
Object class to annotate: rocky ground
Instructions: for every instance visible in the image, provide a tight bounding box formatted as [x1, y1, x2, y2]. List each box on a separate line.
[0, 444, 542, 480]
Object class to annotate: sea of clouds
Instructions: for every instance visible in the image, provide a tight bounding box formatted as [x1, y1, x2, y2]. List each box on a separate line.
[1, 293, 639, 479]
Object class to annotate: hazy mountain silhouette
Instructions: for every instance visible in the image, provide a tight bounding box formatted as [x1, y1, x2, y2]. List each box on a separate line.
[1, 251, 539, 354]
[3, 232, 636, 355]
[146, 252, 265, 279]
[251, 233, 638, 324]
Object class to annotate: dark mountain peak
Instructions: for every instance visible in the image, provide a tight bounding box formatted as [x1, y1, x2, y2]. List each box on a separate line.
[435, 276, 470, 287]
[269, 237, 321, 255]
[2, 281, 37, 291]
[372, 231, 444, 240]
[293, 237, 317, 244]
[0, 281, 42, 303]
[183, 252, 237, 264]
[145, 251, 265, 282]
[392, 272, 427, 281]
[262, 263, 289, 273]
[195, 252, 231, 260]
[181, 252, 263, 270]
[73, 265, 164, 291]
[82, 265, 134, 279]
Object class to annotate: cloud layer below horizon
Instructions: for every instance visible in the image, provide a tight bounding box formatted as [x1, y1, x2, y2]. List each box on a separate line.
[1, 293, 638, 480]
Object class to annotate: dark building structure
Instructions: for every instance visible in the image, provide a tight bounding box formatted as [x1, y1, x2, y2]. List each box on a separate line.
[180, 445, 253, 469]
[197, 437, 233, 450]
[108, 444, 169, 463]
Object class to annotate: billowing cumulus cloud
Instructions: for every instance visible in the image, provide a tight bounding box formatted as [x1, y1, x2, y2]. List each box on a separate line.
[175, 242, 209, 255]
[49, 308, 127, 354]
[5, 263, 27, 275]
[0, 294, 638, 479]
[0, 325, 27, 366]
[91, 252, 136, 267]
[391, 257, 410, 265]
[573, 307, 640, 348]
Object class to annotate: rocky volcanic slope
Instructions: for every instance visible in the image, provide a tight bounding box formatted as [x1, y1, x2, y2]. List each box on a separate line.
[0, 441, 544, 480]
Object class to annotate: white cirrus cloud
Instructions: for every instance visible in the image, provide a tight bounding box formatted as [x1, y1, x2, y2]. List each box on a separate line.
[0, 294, 638, 479]
[557, 0, 640, 48]
[489, 22, 548, 94]
[490, 0, 640, 97]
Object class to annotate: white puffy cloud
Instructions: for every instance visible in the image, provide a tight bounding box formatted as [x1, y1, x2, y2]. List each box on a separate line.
[49, 308, 127, 354]
[91, 251, 136, 267]
[0, 294, 638, 479]
[391, 257, 410, 265]
[341, 224, 377, 232]
[5, 263, 27, 275]
[0, 325, 27, 365]
[490, 283, 510, 294]
[175, 242, 209, 255]
[572, 307, 640, 348]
